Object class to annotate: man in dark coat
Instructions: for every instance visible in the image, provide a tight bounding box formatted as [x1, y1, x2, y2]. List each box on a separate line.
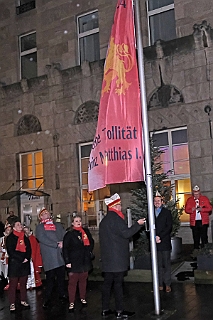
[154, 193, 172, 293]
[99, 193, 145, 318]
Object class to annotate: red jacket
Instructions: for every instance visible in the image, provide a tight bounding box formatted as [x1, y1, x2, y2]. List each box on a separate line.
[185, 195, 212, 226]
[29, 234, 42, 272]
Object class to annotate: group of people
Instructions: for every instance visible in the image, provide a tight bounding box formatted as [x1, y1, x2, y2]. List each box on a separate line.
[0, 212, 43, 291]
[98, 192, 172, 319]
[0, 208, 94, 314]
[0, 184, 211, 318]
[99, 186, 212, 318]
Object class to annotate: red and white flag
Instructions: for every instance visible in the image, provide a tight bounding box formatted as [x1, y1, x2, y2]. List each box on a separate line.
[88, 0, 144, 191]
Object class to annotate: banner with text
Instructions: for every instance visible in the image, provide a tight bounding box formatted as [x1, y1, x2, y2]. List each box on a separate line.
[88, 0, 144, 191]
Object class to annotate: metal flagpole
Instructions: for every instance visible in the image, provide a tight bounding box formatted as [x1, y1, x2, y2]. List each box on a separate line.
[134, 0, 161, 315]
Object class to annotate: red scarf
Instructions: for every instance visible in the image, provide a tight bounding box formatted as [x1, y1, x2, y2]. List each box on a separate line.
[110, 208, 125, 220]
[13, 230, 26, 252]
[73, 227, 90, 246]
[41, 218, 56, 231]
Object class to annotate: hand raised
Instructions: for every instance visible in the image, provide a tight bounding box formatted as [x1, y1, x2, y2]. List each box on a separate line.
[137, 218, 146, 225]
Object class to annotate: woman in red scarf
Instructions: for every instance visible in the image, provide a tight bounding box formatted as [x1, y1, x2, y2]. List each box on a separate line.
[6, 221, 31, 312]
[63, 215, 94, 312]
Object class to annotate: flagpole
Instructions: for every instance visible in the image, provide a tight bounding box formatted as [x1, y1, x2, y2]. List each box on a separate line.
[134, 0, 161, 315]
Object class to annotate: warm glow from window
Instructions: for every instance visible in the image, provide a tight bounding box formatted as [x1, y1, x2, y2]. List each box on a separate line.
[20, 151, 43, 189]
[152, 128, 191, 224]
[175, 179, 191, 222]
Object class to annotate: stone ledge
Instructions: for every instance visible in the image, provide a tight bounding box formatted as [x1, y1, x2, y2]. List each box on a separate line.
[124, 269, 152, 282]
[194, 270, 213, 284]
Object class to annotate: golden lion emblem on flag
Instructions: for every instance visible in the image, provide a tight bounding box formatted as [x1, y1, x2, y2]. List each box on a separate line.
[102, 37, 134, 96]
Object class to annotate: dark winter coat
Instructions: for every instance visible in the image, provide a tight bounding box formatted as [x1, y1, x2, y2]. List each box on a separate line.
[99, 210, 141, 272]
[155, 207, 172, 251]
[6, 232, 31, 278]
[63, 228, 94, 273]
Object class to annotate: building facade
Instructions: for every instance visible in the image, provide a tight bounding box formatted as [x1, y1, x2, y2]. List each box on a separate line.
[0, 0, 213, 242]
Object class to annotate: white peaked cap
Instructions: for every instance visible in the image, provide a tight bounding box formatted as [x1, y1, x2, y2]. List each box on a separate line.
[193, 185, 200, 192]
[104, 193, 121, 207]
[155, 190, 161, 197]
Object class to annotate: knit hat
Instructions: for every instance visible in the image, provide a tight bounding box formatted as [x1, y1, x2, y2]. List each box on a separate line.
[104, 193, 121, 208]
[193, 185, 200, 192]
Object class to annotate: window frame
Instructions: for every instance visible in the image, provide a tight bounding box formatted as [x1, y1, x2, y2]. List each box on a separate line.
[151, 127, 191, 224]
[79, 142, 97, 225]
[152, 127, 190, 179]
[16, 0, 36, 15]
[77, 10, 99, 65]
[78, 142, 110, 227]
[147, 1, 175, 45]
[19, 150, 43, 190]
[19, 31, 37, 80]
[16, 0, 34, 5]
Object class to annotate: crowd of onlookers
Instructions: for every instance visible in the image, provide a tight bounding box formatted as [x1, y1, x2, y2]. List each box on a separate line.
[0, 209, 95, 314]
[0, 185, 211, 318]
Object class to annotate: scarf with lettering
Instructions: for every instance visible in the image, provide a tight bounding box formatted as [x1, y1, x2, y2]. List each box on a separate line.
[13, 230, 26, 252]
[73, 227, 90, 246]
[41, 218, 56, 231]
[110, 207, 125, 220]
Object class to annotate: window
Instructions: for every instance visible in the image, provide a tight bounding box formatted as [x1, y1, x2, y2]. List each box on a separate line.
[16, 0, 36, 15]
[147, 0, 176, 45]
[77, 11, 100, 64]
[19, 32, 37, 79]
[152, 128, 191, 222]
[79, 143, 110, 227]
[19, 151, 43, 190]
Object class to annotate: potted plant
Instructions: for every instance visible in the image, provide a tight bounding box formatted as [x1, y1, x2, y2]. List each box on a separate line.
[194, 243, 213, 284]
[196, 244, 213, 270]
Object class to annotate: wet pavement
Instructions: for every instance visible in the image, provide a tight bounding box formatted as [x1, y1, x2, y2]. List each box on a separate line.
[0, 245, 213, 320]
[0, 279, 213, 320]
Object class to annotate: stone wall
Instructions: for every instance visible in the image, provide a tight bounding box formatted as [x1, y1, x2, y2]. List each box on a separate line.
[145, 24, 213, 196]
[1, 0, 213, 85]
[0, 60, 103, 225]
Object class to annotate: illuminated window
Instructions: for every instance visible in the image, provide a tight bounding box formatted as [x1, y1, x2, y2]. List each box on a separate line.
[20, 151, 43, 190]
[77, 11, 100, 64]
[79, 143, 110, 227]
[19, 32, 37, 79]
[147, 0, 176, 45]
[152, 128, 191, 222]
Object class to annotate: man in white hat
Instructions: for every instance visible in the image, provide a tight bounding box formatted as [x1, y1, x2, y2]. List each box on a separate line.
[185, 185, 212, 251]
[99, 193, 145, 318]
